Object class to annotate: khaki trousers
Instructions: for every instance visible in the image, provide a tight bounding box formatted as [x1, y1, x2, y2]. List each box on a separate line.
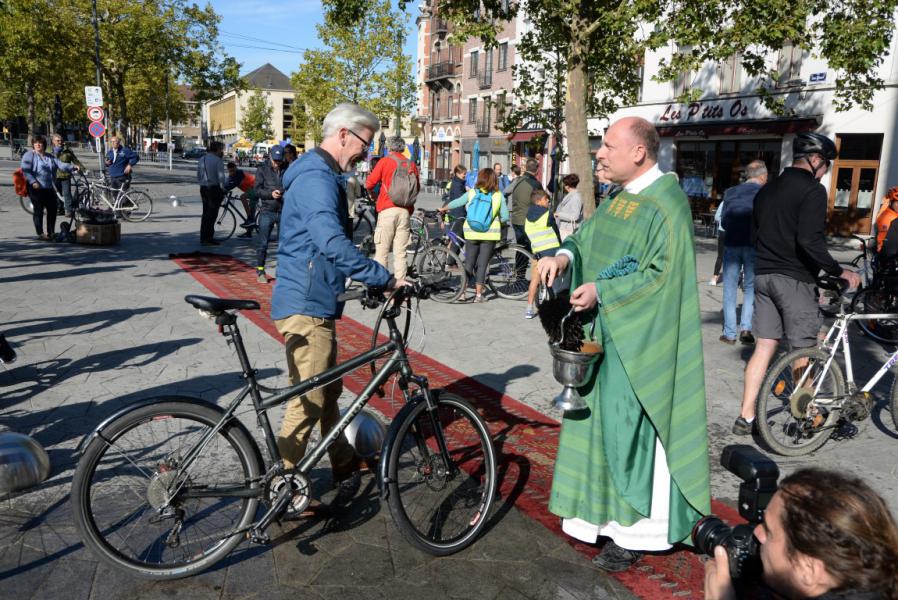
[373, 206, 411, 280]
[274, 314, 356, 481]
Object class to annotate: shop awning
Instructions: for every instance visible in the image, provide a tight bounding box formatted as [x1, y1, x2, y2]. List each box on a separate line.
[656, 117, 820, 138]
[508, 130, 545, 142]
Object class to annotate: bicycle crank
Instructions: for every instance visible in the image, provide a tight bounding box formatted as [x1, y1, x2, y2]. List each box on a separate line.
[267, 472, 311, 516]
[843, 391, 873, 422]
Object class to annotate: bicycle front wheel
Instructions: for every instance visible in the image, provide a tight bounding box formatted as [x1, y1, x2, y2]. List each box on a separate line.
[20, 195, 34, 214]
[386, 391, 496, 555]
[416, 245, 467, 303]
[118, 190, 154, 222]
[213, 205, 237, 242]
[488, 244, 534, 300]
[71, 400, 263, 579]
[850, 287, 898, 344]
[756, 348, 844, 456]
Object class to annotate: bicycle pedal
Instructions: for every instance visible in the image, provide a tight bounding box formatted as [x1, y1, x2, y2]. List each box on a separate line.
[248, 529, 270, 545]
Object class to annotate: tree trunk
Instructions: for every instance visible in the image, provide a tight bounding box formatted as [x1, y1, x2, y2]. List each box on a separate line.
[565, 44, 594, 217]
[47, 106, 55, 137]
[25, 81, 36, 145]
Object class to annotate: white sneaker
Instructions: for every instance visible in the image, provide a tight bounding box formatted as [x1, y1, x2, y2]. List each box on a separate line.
[524, 306, 536, 319]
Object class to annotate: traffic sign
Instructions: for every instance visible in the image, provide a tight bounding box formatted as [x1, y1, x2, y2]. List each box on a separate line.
[88, 121, 106, 138]
[85, 86, 103, 107]
[87, 106, 105, 122]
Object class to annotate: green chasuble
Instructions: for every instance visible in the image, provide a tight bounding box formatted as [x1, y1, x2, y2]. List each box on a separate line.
[548, 172, 711, 545]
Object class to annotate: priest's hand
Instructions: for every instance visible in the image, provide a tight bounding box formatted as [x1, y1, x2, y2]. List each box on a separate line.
[569, 283, 598, 312]
[537, 254, 569, 287]
[703, 546, 735, 600]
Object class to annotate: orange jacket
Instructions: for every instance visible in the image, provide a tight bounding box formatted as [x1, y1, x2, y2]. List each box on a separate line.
[876, 205, 898, 252]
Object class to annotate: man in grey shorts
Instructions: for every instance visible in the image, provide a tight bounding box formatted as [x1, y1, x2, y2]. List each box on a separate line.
[733, 132, 861, 435]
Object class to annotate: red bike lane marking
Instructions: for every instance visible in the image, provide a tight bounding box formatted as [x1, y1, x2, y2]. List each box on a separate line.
[172, 252, 743, 600]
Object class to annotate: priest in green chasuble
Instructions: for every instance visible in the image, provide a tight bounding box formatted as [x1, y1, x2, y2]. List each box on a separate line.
[538, 117, 711, 572]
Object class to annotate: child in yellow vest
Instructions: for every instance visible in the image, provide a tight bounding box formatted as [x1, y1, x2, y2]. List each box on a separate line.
[524, 187, 561, 318]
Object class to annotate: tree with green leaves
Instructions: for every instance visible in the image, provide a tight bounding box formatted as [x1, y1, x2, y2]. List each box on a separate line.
[240, 89, 274, 143]
[325, 0, 898, 216]
[292, 0, 415, 144]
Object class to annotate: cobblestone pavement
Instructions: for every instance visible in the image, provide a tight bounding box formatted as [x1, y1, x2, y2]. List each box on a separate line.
[1, 160, 896, 600]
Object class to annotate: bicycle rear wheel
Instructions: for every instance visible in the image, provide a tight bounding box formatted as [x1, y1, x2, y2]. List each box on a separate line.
[889, 375, 898, 432]
[416, 245, 467, 303]
[71, 400, 262, 579]
[352, 212, 374, 247]
[850, 287, 898, 344]
[118, 190, 154, 222]
[386, 391, 496, 555]
[488, 244, 534, 300]
[213, 205, 237, 242]
[756, 348, 844, 456]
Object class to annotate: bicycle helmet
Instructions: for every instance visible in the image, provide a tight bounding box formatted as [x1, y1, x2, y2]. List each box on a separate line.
[793, 132, 837, 161]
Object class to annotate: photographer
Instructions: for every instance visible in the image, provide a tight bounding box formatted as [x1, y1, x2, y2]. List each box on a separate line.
[705, 468, 898, 600]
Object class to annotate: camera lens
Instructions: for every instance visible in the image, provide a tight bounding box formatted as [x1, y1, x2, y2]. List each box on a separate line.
[692, 516, 733, 556]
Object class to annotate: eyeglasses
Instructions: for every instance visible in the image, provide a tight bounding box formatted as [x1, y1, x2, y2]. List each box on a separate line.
[347, 129, 372, 148]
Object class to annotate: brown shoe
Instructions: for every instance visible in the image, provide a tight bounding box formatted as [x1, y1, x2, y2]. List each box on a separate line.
[719, 335, 736, 345]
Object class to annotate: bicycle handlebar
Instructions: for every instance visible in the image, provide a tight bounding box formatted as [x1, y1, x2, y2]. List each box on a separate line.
[817, 275, 850, 294]
[337, 277, 448, 307]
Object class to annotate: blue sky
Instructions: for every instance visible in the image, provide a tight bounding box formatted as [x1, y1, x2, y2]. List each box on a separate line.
[213, 0, 419, 79]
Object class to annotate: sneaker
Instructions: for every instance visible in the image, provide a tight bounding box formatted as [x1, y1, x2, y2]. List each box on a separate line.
[330, 471, 361, 508]
[591, 541, 643, 573]
[718, 335, 736, 345]
[256, 270, 268, 284]
[732, 416, 754, 436]
[739, 330, 755, 345]
[241, 219, 256, 228]
[524, 306, 537, 319]
[708, 278, 719, 286]
[474, 294, 486, 303]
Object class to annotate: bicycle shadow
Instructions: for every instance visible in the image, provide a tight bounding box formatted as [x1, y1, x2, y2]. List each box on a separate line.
[2, 306, 159, 340]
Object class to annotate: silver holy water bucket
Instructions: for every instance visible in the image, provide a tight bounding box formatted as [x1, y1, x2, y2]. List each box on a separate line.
[0, 431, 51, 494]
[339, 407, 387, 458]
[548, 308, 602, 412]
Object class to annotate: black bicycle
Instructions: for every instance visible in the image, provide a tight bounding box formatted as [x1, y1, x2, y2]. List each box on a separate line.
[70, 282, 497, 579]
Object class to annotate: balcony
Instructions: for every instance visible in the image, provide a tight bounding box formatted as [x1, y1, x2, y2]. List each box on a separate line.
[433, 17, 448, 34]
[478, 73, 492, 90]
[426, 61, 456, 82]
[475, 120, 491, 136]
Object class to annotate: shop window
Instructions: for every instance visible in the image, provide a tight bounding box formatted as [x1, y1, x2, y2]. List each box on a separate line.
[719, 53, 742, 94]
[777, 41, 803, 86]
[470, 51, 479, 78]
[498, 43, 508, 71]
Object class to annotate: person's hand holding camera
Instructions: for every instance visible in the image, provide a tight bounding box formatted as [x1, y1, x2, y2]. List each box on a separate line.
[704, 546, 736, 600]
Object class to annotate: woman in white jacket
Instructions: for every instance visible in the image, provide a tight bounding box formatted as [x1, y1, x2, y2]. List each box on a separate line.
[554, 173, 583, 241]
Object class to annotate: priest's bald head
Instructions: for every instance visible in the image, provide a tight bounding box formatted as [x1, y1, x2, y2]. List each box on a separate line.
[595, 116, 660, 186]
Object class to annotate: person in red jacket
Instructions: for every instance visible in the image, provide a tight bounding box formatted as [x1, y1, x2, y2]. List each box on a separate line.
[365, 137, 419, 280]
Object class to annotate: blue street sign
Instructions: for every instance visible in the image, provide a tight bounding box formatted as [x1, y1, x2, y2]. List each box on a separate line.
[88, 121, 106, 138]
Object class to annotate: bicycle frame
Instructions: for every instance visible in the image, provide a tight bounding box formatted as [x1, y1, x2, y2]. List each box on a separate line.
[813, 310, 898, 398]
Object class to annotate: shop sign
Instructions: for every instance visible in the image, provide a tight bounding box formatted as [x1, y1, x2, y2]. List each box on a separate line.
[659, 98, 754, 124]
[434, 127, 454, 142]
[809, 72, 826, 83]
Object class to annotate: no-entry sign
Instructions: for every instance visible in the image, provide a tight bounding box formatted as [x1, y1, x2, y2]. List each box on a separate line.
[87, 106, 105, 122]
[88, 121, 106, 138]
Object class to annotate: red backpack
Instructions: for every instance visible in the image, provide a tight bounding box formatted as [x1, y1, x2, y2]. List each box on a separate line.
[12, 168, 28, 197]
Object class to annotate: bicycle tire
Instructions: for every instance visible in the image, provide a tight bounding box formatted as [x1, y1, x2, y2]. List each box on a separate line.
[20, 195, 34, 214]
[352, 212, 374, 247]
[407, 214, 430, 259]
[488, 244, 534, 300]
[756, 348, 844, 456]
[369, 294, 413, 378]
[850, 287, 898, 344]
[118, 190, 154, 222]
[416, 245, 467, 303]
[213, 205, 237, 242]
[890, 375, 898, 432]
[386, 391, 496, 555]
[71, 400, 263, 579]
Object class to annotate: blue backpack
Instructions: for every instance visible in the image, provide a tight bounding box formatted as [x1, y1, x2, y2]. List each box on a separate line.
[466, 190, 494, 233]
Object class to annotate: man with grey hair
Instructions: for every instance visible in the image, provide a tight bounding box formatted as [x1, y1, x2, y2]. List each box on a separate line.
[510, 158, 541, 251]
[718, 159, 768, 345]
[271, 103, 406, 509]
[365, 135, 420, 280]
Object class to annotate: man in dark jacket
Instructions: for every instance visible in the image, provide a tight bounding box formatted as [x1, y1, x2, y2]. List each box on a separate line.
[719, 160, 767, 345]
[104, 135, 139, 191]
[510, 158, 540, 250]
[271, 103, 406, 506]
[51, 134, 84, 217]
[733, 133, 861, 435]
[253, 145, 287, 283]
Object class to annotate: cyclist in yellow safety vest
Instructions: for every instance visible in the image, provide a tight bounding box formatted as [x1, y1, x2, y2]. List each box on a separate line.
[439, 168, 508, 302]
[524, 186, 561, 319]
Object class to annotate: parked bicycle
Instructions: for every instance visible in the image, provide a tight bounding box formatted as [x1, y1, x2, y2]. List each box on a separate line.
[213, 191, 258, 242]
[415, 214, 534, 303]
[756, 276, 898, 456]
[78, 170, 153, 222]
[70, 281, 497, 579]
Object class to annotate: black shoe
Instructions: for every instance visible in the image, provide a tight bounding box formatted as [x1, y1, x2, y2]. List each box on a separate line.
[329, 471, 361, 508]
[592, 541, 643, 573]
[718, 335, 736, 345]
[739, 330, 755, 345]
[732, 416, 754, 436]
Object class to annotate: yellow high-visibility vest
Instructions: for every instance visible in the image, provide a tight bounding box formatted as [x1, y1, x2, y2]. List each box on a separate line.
[525, 209, 560, 254]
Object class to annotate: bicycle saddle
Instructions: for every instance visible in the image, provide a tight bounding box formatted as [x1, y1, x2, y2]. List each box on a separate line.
[184, 295, 259, 313]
